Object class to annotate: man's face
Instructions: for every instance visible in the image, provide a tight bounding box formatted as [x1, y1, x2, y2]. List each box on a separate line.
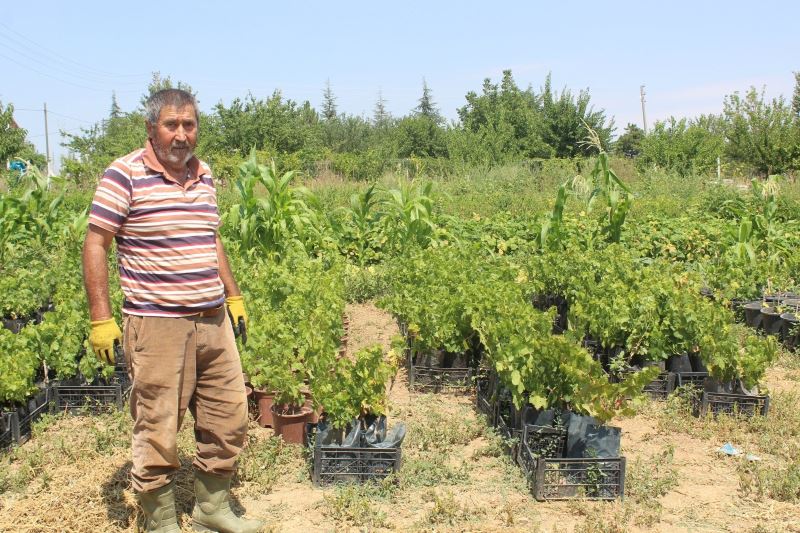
[146, 104, 198, 169]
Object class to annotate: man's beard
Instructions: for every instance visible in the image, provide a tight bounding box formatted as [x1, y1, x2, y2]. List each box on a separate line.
[152, 139, 194, 167]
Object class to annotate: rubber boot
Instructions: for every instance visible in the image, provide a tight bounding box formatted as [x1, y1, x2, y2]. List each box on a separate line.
[137, 480, 181, 533]
[192, 471, 265, 533]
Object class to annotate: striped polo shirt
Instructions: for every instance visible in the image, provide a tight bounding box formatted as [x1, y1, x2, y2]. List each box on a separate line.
[89, 141, 225, 317]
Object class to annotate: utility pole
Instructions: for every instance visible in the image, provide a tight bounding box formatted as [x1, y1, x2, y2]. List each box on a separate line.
[640, 85, 648, 134]
[43, 102, 53, 178]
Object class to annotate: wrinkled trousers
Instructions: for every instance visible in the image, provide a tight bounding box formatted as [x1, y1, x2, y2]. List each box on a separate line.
[122, 310, 247, 493]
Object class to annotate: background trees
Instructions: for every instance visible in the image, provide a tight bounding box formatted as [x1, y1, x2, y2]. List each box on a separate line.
[5, 70, 798, 184]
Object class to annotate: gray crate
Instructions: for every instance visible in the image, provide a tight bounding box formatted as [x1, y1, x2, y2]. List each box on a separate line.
[408, 365, 474, 393]
[533, 457, 626, 501]
[52, 382, 127, 414]
[517, 424, 567, 478]
[700, 392, 769, 418]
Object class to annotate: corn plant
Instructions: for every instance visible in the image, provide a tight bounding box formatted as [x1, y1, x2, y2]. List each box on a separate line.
[570, 125, 634, 243]
[380, 179, 437, 253]
[225, 150, 323, 262]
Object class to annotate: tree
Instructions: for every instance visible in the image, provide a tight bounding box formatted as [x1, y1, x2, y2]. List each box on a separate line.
[139, 72, 196, 108]
[110, 92, 122, 119]
[792, 71, 800, 118]
[414, 78, 443, 124]
[322, 79, 338, 121]
[395, 115, 448, 158]
[455, 70, 549, 164]
[0, 102, 28, 164]
[373, 90, 390, 127]
[539, 74, 614, 158]
[722, 87, 800, 175]
[636, 116, 724, 176]
[615, 123, 645, 158]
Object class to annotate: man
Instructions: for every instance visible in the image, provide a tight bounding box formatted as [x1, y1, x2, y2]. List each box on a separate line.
[82, 88, 264, 533]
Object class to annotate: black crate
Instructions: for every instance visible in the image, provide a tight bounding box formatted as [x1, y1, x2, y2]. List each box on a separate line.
[51, 382, 127, 414]
[517, 424, 567, 478]
[408, 365, 474, 393]
[475, 370, 496, 423]
[676, 372, 709, 389]
[17, 386, 52, 444]
[0, 412, 20, 451]
[700, 392, 769, 418]
[533, 457, 626, 501]
[494, 407, 523, 461]
[613, 370, 676, 400]
[311, 446, 402, 486]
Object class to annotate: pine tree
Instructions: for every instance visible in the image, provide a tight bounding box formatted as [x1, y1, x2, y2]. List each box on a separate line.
[414, 78, 442, 124]
[322, 79, 338, 121]
[110, 91, 122, 119]
[373, 89, 390, 126]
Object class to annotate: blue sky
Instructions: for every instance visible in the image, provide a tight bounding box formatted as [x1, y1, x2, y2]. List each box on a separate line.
[3, 1, 799, 170]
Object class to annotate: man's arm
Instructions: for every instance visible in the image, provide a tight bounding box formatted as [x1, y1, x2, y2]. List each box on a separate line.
[82, 225, 115, 320]
[216, 234, 241, 297]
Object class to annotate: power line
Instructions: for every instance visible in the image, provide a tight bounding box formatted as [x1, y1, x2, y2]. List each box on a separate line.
[13, 107, 96, 124]
[0, 50, 140, 94]
[0, 33, 144, 87]
[0, 21, 149, 79]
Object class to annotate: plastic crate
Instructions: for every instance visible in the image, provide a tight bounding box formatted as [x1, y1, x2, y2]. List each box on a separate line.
[0, 412, 20, 451]
[51, 381, 127, 414]
[408, 365, 474, 393]
[17, 386, 51, 444]
[494, 406, 523, 460]
[517, 424, 567, 478]
[475, 370, 496, 423]
[644, 372, 675, 400]
[311, 445, 402, 486]
[533, 457, 626, 501]
[614, 370, 676, 400]
[305, 423, 403, 486]
[700, 392, 769, 418]
[676, 372, 709, 389]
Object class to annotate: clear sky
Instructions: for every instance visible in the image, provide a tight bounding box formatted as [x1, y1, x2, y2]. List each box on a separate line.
[3, 0, 799, 170]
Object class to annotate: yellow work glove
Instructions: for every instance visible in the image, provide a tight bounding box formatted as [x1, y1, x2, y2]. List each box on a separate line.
[225, 295, 248, 336]
[89, 318, 122, 365]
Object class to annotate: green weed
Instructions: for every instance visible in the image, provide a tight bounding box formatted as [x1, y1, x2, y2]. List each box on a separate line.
[321, 482, 390, 528]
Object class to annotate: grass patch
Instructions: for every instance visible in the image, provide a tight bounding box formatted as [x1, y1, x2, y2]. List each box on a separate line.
[417, 488, 485, 528]
[235, 432, 305, 494]
[738, 459, 800, 502]
[403, 394, 485, 452]
[654, 388, 800, 462]
[399, 451, 470, 488]
[321, 481, 394, 528]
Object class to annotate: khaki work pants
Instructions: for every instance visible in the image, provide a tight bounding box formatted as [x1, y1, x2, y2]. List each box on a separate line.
[122, 310, 248, 493]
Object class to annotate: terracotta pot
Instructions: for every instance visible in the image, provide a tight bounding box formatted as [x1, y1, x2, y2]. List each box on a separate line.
[252, 389, 276, 428]
[302, 390, 321, 424]
[271, 404, 313, 444]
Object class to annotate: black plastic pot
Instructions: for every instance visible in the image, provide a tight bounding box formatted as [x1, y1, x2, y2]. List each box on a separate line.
[666, 353, 693, 373]
[742, 301, 764, 329]
[2, 318, 27, 334]
[688, 353, 707, 372]
[781, 313, 799, 351]
[704, 377, 736, 394]
[760, 307, 784, 336]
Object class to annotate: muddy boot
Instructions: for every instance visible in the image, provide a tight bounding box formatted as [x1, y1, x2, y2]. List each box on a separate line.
[137, 480, 181, 532]
[192, 471, 264, 533]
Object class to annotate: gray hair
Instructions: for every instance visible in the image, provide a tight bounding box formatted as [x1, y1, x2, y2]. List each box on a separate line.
[145, 89, 198, 124]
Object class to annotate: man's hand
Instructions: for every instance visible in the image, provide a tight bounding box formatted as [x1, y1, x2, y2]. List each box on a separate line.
[89, 318, 123, 365]
[226, 295, 248, 336]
